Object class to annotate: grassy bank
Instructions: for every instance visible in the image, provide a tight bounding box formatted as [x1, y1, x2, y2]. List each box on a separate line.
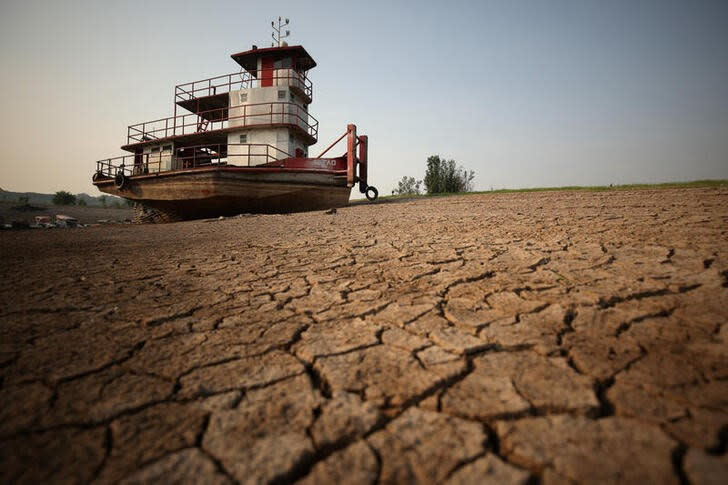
[476, 179, 728, 194]
[375, 179, 728, 201]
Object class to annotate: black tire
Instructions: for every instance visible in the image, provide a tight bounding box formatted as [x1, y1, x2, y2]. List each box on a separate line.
[114, 172, 127, 190]
[365, 186, 378, 201]
[92, 171, 103, 182]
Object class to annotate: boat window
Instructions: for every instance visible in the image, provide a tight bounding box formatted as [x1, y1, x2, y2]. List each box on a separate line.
[277, 90, 286, 100]
[162, 145, 172, 151]
[151, 147, 160, 153]
[239, 134, 247, 143]
[274, 58, 292, 69]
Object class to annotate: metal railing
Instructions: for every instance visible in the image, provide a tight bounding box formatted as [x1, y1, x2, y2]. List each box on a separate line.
[94, 143, 292, 179]
[95, 157, 134, 178]
[174, 69, 313, 103]
[127, 102, 317, 144]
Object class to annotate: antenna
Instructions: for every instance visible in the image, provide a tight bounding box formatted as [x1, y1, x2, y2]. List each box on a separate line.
[271, 16, 291, 47]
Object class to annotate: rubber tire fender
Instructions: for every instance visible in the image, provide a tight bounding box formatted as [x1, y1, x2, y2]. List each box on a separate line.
[365, 186, 378, 201]
[114, 172, 127, 190]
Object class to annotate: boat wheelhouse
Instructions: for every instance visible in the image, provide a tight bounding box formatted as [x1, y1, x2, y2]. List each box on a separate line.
[92, 19, 377, 222]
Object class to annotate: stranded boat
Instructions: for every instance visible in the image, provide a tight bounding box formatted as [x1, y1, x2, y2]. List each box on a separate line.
[92, 19, 377, 222]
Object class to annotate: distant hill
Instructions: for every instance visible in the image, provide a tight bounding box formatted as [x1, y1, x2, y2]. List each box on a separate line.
[0, 189, 127, 207]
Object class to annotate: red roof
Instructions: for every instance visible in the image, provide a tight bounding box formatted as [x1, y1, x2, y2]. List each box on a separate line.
[230, 45, 317, 75]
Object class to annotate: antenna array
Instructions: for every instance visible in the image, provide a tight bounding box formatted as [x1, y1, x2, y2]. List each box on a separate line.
[271, 17, 290, 47]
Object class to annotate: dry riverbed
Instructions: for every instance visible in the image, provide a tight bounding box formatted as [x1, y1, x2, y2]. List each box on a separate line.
[1, 188, 727, 483]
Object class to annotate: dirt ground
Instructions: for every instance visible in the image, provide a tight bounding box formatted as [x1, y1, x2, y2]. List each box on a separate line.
[1, 187, 727, 484]
[0, 201, 133, 226]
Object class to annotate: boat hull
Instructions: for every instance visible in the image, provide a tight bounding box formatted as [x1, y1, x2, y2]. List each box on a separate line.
[94, 166, 352, 221]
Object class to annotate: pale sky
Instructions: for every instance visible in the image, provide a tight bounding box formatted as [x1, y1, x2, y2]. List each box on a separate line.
[1, 0, 727, 196]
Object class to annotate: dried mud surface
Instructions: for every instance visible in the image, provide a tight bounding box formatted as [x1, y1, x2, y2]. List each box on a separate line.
[1, 188, 727, 484]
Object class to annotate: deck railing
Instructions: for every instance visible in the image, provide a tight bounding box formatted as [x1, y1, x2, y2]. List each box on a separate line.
[174, 69, 313, 103]
[127, 102, 317, 144]
[94, 143, 292, 178]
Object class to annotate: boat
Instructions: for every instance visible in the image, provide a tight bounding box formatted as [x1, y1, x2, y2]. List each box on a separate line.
[92, 18, 377, 223]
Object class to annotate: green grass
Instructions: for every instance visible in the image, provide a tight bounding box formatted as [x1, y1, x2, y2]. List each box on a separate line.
[376, 179, 728, 201]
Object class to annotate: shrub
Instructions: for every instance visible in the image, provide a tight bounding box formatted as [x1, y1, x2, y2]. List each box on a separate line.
[53, 191, 76, 206]
[392, 176, 422, 196]
[423, 155, 474, 194]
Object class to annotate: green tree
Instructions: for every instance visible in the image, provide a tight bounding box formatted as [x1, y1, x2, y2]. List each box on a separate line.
[99, 195, 107, 207]
[423, 155, 475, 194]
[77, 199, 87, 206]
[52, 191, 76, 205]
[18, 195, 29, 205]
[392, 176, 422, 196]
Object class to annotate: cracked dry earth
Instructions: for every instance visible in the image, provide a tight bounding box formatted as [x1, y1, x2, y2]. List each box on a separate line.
[1, 187, 727, 484]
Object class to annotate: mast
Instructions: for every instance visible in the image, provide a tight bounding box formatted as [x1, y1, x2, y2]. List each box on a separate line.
[271, 17, 290, 47]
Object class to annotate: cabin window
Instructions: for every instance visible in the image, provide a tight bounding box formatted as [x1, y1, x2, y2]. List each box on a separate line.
[239, 92, 247, 103]
[239, 134, 247, 143]
[151, 147, 160, 153]
[277, 90, 286, 100]
[274, 58, 292, 69]
[162, 145, 172, 151]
